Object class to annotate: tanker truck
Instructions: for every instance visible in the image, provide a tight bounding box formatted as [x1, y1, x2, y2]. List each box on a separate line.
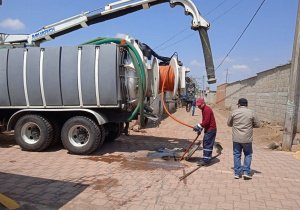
[0, 0, 216, 155]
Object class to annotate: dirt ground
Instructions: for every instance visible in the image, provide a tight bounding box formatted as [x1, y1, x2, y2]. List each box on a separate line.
[210, 106, 300, 151]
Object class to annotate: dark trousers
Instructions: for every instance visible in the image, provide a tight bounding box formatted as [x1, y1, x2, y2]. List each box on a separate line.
[203, 129, 216, 163]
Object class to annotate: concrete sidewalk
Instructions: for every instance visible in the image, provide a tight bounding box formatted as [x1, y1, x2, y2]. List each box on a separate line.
[0, 107, 300, 210]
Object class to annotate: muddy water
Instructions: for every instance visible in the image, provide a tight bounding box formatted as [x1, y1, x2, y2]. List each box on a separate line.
[82, 153, 183, 171]
[84, 154, 125, 164]
[93, 178, 120, 191]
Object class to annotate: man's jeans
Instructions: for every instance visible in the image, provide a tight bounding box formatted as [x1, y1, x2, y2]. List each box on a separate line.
[191, 106, 195, 116]
[233, 142, 253, 176]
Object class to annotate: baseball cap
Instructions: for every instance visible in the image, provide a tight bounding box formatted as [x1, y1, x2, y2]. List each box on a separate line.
[196, 98, 205, 106]
[237, 98, 248, 106]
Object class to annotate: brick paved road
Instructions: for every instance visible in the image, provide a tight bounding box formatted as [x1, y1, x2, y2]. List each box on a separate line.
[0, 107, 300, 210]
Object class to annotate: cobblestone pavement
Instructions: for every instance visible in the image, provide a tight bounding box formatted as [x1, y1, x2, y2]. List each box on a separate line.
[0, 107, 300, 210]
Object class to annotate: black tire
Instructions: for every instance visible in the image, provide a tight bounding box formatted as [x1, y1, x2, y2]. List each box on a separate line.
[104, 122, 122, 142]
[98, 124, 106, 146]
[50, 121, 62, 146]
[14, 114, 54, 151]
[61, 116, 103, 155]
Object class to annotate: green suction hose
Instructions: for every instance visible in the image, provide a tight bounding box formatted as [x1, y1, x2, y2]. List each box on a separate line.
[128, 48, 144, 123]
[82, 37, 146, 122]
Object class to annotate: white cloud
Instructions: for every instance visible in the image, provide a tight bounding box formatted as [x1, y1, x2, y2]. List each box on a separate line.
[190, 59, 202, 68]
[115, 33, 129, 39]
[232, 64, 249, 71]
[0, 18, 25, 30]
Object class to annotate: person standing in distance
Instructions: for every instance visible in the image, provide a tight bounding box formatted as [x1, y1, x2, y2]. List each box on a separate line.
[191, 98, 196, 116]
[193, 98, 217, 165]
[227, 98, 260, 179]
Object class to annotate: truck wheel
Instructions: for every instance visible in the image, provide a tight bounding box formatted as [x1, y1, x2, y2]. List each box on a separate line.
[61, 116, 102, 155]
[104, 122, 122, 142]
[14, 115, 54, 151]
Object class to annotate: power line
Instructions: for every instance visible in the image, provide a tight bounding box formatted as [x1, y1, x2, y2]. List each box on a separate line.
[154, 1, 230, 51]
[154, 0, 243, 52]
[205, 0, 228, 16]
[211, 0, 243, 23]
[153, 27, 189, 50]
[216, 0, 267, 71]
[156, 33, 194, 52]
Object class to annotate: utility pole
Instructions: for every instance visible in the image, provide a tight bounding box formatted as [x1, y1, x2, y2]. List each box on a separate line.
[282, 0, 300, 151]
[226, 68, 229, 83]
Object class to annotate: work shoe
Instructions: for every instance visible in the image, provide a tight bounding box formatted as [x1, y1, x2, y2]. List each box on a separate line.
[234, 174, 241, 179]
[243, 173, 252, 180]
[197, 160, 209, 166]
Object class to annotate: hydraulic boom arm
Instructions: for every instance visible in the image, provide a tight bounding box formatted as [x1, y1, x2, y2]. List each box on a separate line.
[0, 0, 216, 83]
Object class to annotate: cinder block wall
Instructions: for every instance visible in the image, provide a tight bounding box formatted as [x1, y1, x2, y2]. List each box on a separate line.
[224, 64, 298, 130]
[205, 92, 216, 104]
[216, 83, 227, 107]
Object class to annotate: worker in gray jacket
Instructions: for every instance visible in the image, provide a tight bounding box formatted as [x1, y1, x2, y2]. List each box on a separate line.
[227, 98, 260, 179]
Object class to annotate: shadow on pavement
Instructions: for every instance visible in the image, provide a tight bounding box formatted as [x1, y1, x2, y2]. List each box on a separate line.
[0, 133, 65, 153]
[0, 132, 198, 156]
[251, 169, 262, 175]
[93, 134, 194, 155]
[186, 156, 221, 166]
[230, 167, 262, 176]
[0, 134, 16, 148]
[0, 172, 88, 209]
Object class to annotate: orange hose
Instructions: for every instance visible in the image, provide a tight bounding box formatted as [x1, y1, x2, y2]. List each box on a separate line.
[160, 65, 200, 161]
[159, 66, 175, 92]
[160, 66, 193, 129]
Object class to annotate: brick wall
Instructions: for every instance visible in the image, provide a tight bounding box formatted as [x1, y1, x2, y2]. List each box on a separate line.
[216, 83, 227, 107]
[223, 64, 300, 131]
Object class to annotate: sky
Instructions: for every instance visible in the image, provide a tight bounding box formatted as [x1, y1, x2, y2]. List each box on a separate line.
[0, 0, 298, 90]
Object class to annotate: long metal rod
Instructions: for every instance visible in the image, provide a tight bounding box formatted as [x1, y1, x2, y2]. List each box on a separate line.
[179, 132, 200, 161]
[179, 153, 221, 181]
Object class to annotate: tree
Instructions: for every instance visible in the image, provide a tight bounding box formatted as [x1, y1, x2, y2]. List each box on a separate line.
[188, 76, 201, 96]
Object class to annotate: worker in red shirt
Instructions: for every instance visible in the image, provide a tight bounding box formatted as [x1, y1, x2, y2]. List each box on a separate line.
[193, 98, 217, 165]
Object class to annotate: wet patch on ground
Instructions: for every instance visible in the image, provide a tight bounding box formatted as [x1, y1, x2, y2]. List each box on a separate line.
[82, 154, 125, 164]
[120, 156, 183, 171]
[147, 148, 184, 160]
[83, 153, 184, 171]
[93, 178, 120, 191]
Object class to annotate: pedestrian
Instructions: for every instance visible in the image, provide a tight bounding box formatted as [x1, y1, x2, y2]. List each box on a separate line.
[191, 98, 196, 116]
[227, 98, 260, 179]
[193, 98, 217, 166]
